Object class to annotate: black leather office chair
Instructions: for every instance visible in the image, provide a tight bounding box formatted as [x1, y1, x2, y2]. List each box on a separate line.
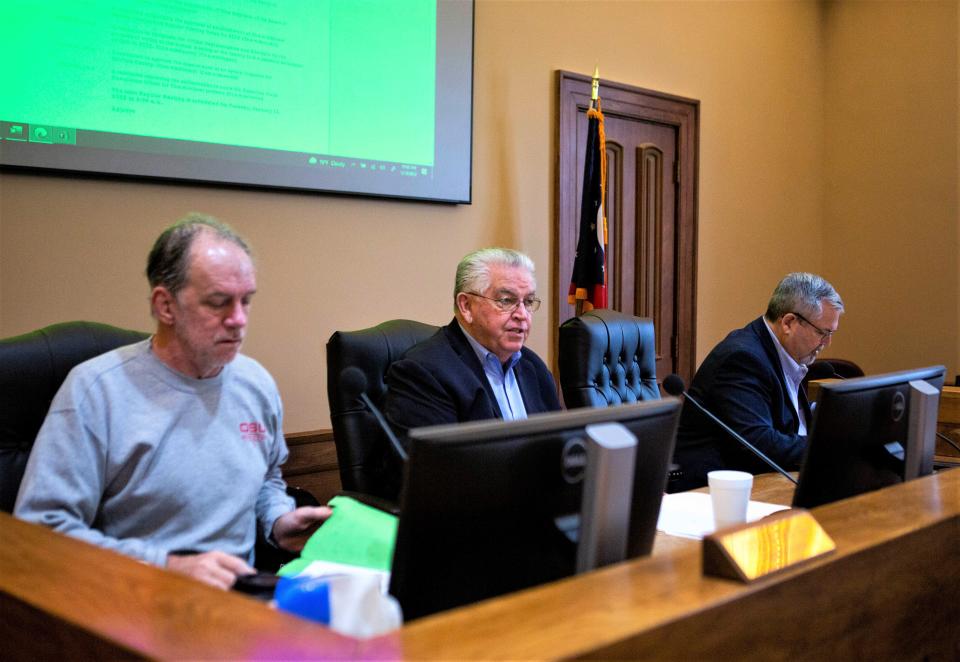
[558, 309, 661, 408]
[558, 309, 683, 489]
[327, 319, 438, 503]
[0, 321, 149, 513]
[802, 357, 866, 397]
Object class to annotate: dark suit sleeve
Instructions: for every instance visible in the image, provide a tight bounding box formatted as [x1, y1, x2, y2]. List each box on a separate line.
[384, 358, 461, 440]
[706, 349, 806, 468]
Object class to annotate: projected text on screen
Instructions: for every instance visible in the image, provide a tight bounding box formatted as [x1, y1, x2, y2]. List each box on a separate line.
[0, 0, 473, 201]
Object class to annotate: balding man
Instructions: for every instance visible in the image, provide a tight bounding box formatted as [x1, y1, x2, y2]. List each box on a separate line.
[16, 214, 330, 588]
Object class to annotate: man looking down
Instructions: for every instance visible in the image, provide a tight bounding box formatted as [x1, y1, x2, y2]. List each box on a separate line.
[16, 214, 330, 589]
[672, 272, 844, 490]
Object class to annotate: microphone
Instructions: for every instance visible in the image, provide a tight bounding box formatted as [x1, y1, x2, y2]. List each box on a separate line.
[340, 367, 408, 462]
[806, 361, 842, 381]
[663, 374, 797, 485]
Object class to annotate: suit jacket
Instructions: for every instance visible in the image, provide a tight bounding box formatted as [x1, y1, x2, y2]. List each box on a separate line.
[384, 320, 561, 443]
[672, 316, 810, 490]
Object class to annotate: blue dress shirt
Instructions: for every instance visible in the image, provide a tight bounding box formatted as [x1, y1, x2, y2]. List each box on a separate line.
[459, 324, 528, 421]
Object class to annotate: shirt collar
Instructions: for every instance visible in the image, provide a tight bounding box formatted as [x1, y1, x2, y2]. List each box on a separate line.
[763, 318, 808, 384]
[459, 322, 522, 374]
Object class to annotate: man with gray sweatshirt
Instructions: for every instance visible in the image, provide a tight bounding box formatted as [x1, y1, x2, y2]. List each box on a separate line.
[15, 213, 330, 589]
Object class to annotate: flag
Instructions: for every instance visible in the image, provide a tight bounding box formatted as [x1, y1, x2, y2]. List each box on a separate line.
[568, 98, 607, 313]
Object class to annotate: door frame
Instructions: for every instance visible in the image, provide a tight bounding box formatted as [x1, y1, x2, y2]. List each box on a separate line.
[554, 70, 700, 384]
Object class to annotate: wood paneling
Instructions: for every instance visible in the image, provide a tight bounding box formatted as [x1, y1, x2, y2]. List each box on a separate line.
[936, 386, 960, 464]
[938, 386, 960, 425]
[283, 430, 341, 503]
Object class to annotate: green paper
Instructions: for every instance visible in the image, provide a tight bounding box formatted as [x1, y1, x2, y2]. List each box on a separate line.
[278, 495, 398, 577]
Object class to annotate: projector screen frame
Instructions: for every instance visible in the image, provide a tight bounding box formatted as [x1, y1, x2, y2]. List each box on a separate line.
[0, 0, 474, 205]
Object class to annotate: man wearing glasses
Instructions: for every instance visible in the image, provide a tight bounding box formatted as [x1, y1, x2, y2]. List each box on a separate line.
[671, 272, 844, 490]
[384, 247, 560, 443]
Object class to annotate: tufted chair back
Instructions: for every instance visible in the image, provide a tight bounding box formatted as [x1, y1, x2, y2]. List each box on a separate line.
[326, 319, 439, 502]
[0, 321, 149, 512]
[558, 309, 660, 409]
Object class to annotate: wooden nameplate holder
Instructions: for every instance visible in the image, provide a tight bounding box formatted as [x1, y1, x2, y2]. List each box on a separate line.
[702, 508, 836, 582]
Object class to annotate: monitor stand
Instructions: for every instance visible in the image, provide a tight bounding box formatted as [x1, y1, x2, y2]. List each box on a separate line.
[576, 422, 637, 573]
[905, 379, 940, 479]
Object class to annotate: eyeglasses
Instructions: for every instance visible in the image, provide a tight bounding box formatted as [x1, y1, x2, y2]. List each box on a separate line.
[791, 311, 835, 340]
[466, 292, 541, 313]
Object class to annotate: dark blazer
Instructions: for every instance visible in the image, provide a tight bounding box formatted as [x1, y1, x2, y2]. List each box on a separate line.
[384, 320, 561, 443]
[672, 316, 811, 490]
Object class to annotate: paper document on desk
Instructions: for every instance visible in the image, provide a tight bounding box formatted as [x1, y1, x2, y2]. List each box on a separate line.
[656, 492, 789, 539]
[278, 495, 398, 579]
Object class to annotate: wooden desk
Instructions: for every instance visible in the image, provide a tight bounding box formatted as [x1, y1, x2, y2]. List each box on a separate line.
[745, 470, 795, 503]
[0, 512, 386, 660]
[940, 385, 960, 424]
[653, 472, 794, 556]
[937, 386, 960, 465]
[2, 470, 958, 660]
[398, 469, 959, 660]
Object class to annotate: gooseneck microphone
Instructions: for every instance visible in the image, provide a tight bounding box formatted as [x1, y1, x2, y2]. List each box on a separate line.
[806, 361, 841, 381]
[340, 367, 409, 462]
[663, 374, 798, 484]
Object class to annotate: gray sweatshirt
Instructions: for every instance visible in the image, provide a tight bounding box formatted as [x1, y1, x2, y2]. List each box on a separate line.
[15, 339, 295, 567]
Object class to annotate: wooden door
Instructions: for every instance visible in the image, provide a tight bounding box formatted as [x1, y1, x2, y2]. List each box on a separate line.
[556, 71, 699, 384]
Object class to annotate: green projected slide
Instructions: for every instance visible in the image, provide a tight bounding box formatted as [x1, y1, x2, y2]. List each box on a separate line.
[1, 0, 473, 202]
[1, 0, 435, 165]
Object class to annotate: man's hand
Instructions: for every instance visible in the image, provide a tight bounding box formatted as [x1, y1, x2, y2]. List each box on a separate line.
[272, 505, 333, 552]
[166, 551, 255, 590]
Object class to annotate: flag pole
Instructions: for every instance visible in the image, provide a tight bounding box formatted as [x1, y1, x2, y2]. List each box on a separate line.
[576, 66, 600, 317]
[574, 64, 600, 317]
[591, 64, 599, 109]
[576, 67, 599, 317]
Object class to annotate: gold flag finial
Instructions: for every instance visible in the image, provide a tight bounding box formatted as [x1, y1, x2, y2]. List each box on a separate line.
[591, 65, 599, 102]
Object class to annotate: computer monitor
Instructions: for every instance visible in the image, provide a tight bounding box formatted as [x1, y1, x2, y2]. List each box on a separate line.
[793, 365, 945, 509]
[388, 399, 681, 620]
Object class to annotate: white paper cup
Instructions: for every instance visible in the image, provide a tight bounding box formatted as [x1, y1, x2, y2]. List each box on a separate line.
[708, 470, 754, 531]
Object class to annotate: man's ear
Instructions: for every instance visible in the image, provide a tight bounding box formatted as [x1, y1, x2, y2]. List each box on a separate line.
[455, 292, 474, 324]
[151, 286, 177, 325]
[774, 313, 801, 342]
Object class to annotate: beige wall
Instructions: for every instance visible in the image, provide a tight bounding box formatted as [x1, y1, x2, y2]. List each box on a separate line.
[822, 0, 960, 375]
[1, 1, 957, 432]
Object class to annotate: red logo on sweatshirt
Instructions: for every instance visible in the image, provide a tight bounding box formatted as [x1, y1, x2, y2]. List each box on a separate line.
[240, 422, 267, 443]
